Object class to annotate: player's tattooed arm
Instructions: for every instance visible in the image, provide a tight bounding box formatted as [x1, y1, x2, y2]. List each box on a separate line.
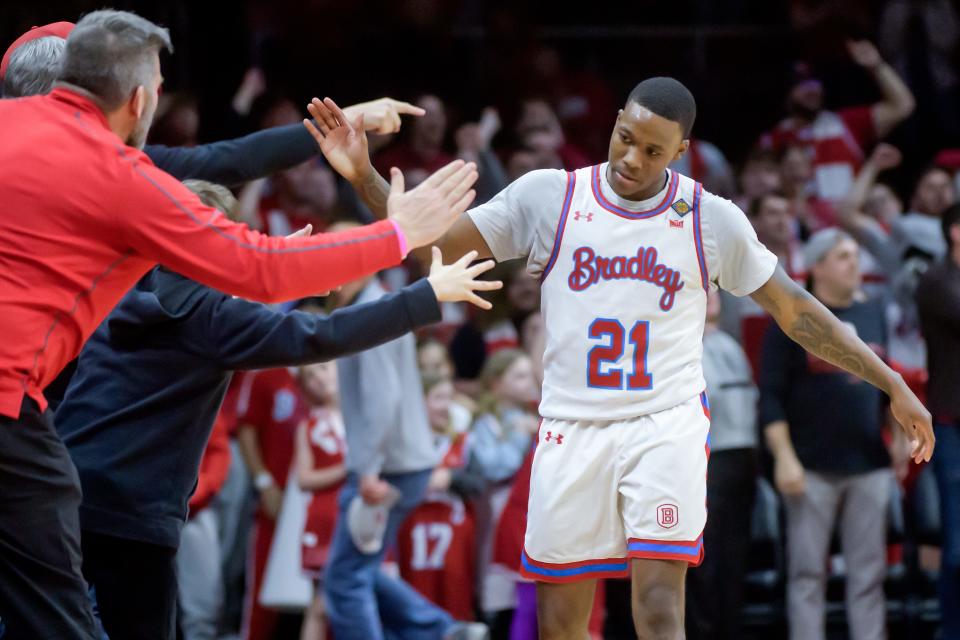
[752, 272, 881, 385]
[751, 267, 934, 463]
[303, 97, 391, 218]
[353, 168, 391, 219]
[304, 96, 493, 264]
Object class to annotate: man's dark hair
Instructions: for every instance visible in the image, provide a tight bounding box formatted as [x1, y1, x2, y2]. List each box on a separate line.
[942, 203, 960, 250]
[626, 77, 696, 138]
[748, 191, 788, 218]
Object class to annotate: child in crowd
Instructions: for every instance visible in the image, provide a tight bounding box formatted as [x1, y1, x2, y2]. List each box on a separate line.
[465, 349, 540, 638]
[396, 372, 477, 621]
[294, 361, 347, 640]
[418, 338, 476, 430]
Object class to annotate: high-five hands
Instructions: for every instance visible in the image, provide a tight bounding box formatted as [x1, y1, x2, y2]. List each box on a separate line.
[426, 247, 502, 310]
[303, 97, 422, 174]
[385, 161, 478, 250]
[344, 98, 425, 135]
[304, 97, 372, 184]
[304, 96, 479, 251]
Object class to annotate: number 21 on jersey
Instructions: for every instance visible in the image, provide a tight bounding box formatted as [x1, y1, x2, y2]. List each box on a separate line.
[587, 318, 653, 390]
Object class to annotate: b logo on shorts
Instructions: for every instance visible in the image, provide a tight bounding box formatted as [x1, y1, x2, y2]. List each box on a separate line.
[657, 504, 678, 529]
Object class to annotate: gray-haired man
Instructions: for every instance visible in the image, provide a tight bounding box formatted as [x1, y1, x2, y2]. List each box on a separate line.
[0, 10, 477, 639]
[760, 229, 910, 640]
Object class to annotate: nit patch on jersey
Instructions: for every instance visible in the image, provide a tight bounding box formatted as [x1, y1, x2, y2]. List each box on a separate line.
[671, 199, 691, 216]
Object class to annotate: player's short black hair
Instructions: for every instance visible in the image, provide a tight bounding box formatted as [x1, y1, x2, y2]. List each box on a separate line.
[626, 77, 696, 139]
[942, 203, 960, 249]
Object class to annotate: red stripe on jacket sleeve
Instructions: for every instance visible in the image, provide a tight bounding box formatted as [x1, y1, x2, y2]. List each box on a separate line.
[121, 161, 403, 303]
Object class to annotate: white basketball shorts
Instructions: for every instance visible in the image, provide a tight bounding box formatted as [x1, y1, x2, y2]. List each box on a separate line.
[520, 392, 711, 583]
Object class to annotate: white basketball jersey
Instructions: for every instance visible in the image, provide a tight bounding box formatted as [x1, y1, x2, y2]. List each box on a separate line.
[539, 164, 709, 421]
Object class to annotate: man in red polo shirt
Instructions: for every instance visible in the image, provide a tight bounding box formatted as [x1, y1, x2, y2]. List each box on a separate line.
[760, 41, 915, 202]
[0, 9, 477, 639]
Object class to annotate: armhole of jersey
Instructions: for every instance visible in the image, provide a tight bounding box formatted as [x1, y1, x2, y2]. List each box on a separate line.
[540, 171, 577, 283]
[691, 181, 709, 291]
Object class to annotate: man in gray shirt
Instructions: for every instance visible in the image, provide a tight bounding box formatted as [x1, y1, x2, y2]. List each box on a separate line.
[687, 289, 759, 640]
[326, 263, 487, 640]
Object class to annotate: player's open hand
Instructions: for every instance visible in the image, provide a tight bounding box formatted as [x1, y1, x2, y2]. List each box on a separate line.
[889, 381, 935, 464]
[386, 160, 478, 250]
[305, 97, 370, 184]
[343, 97, 425, 135]
[427, 247, 502, 310]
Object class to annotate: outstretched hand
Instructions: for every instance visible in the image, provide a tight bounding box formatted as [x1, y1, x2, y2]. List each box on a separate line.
[385, 159, 478, 250]
[343, 97, 425, 135]
[426, 247, 502, 310]
[304, 97, 371, 184]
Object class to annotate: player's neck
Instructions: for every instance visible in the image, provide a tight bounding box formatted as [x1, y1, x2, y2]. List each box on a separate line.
[951, 245, 960, 268]
[606, 166, 668, 201]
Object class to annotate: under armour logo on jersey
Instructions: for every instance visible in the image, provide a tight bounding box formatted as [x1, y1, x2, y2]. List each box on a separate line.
[671, 199, 691, 216]
[543, 431, 564, 445]
[573, 211, 594, 222]
[669, 219, 684, 229]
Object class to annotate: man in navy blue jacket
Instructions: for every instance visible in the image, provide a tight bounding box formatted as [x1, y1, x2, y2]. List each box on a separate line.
[54, 181, 498, 640]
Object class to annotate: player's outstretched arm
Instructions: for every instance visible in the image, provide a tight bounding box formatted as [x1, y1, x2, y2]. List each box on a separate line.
[751, 267, 934, 463]
[304, 97, 494, 263]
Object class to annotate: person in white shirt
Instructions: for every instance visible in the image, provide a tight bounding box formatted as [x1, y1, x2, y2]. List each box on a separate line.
[304, 80, 933, 639]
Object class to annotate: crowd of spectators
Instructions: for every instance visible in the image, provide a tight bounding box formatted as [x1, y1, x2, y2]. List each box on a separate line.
[169, 19, 960, 636]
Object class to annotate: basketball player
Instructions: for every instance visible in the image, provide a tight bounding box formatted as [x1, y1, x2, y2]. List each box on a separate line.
[303, 79, 934, 639]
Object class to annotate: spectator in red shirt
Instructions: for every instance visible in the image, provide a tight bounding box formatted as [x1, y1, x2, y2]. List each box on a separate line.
[253, 158, 343, 236]
[0, 10, 478, 639]
[760, 40, 915, 202]
[396, 373, 477, 622]
[295, 361, 348, 640]
[237, 364, 311, 640]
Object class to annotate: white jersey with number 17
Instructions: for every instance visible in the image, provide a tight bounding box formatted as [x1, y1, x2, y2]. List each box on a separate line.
[468, 163, 777, 422]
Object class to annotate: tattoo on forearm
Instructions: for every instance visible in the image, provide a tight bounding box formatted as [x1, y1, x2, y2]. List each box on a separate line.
[358, 171, 389, 218]
[754, 268, 895, 392]
[785, 288, 889, 390]
[752, 287, 781, 316]
[790, 312, 867, 376]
